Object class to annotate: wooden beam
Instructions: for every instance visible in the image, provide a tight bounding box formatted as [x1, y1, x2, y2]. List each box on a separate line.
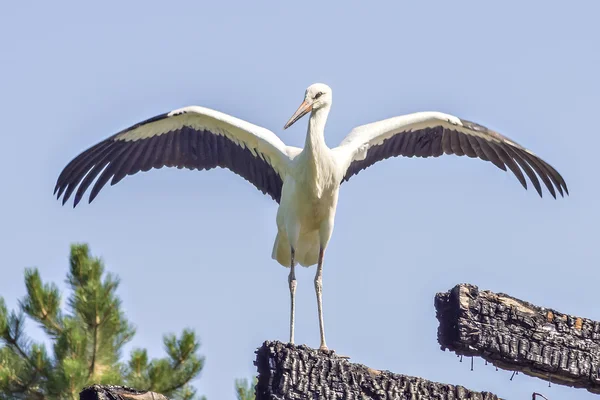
[435, 283, 600, 395]
[254, 340, 502, 400]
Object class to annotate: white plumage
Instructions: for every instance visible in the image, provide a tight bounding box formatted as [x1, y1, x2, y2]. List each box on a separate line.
[55, 82, 568, 351]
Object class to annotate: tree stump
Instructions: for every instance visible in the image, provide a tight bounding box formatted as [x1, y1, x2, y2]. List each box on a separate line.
[254, 340, 502, 399]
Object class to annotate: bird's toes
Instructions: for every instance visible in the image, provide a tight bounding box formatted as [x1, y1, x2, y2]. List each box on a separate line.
[319, 346, 350, 360]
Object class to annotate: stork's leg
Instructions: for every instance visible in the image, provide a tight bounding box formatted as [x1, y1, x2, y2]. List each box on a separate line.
[288, 247, 296, 344]
[315, 247, 327, 351]
[314, 247, 349, 359]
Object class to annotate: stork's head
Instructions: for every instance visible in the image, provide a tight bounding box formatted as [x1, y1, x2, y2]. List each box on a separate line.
[284, 83, 332, 129]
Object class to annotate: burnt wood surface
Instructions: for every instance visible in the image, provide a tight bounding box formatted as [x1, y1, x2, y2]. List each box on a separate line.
[435, 283, 600, 395]
[79, 384, 169, 400]
[255, 340, 502, 400]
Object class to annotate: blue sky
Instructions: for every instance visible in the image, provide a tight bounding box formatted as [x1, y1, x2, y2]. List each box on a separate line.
[1, 1, 598, 398]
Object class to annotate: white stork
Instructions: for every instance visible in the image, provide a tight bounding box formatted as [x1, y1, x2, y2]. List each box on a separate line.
[54, 83, 568, 352]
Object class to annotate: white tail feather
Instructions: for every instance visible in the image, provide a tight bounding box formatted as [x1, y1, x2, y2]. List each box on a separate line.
[272, 231, 320, 267]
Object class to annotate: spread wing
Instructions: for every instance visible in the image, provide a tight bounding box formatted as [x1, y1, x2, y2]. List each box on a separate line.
[55, 106, 300, 206]
[334, 111, 568, 198]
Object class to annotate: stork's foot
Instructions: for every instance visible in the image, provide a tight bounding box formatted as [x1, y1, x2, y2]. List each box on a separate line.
[319, 345, 350, 360]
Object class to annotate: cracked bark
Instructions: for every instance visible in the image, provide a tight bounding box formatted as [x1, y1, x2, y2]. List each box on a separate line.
[79, 384, 169, 400]
[254, 340, 502, 400]
[435, 283, 600, 395]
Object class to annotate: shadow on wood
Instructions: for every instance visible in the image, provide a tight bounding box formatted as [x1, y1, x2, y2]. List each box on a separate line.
[254, 340, 502, 399]
[435, 283, 600, 395]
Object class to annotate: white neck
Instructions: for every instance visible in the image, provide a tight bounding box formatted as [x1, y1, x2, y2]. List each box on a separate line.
[304, 105, 331, 153]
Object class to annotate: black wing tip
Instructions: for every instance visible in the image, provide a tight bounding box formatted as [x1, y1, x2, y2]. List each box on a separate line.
[534, 179, 572, 199]
[499, 140, 569, 201]
[528, 175, 570, 199]
[54, 185, 93, 208]
[552, 183, 569, 199]
[517, 178, 527, 191]
[73, 193, 83, 208]
[540, 164, 569, 199]
[52, 110, 176, 208]
[522, 173, 568, 200]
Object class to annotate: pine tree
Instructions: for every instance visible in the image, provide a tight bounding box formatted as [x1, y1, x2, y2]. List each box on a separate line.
[0, 243, 205, 400]
[234, 377, 256, 400]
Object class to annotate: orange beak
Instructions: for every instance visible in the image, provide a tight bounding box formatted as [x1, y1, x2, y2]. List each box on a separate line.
[283, 100, 313, 130]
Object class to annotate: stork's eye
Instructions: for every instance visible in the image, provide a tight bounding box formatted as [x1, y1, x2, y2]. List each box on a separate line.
[314, 92, 324, 99]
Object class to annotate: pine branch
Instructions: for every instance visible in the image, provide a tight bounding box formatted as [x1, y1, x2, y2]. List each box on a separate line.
[1, 332, 47, 399]
[254, 340, 502, 400]
[16, 370, 46, 400]
[4, 313, 38, 373]
[142, 329, 203, 397]
[88, 319, 99, 380]
[5, 331, 30, 363]
[2, 243, 205, 399]
[235, 377, 256, 400]
[435, 283, 600, 395]
[39, 314, 63, 336]
[20, 268, 63, 337]
[156, 379, 189, 396]
[0, 299, 50, 399]
[0, 348, 46, 400]
[87, 301, 103, 381]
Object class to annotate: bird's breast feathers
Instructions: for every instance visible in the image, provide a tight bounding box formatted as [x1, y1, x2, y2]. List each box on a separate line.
[292, 154, 341, 199]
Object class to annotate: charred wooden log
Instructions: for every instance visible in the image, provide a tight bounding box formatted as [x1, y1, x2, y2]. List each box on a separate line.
[435, 283, 600, 395]
[79, 384, 169, 400]
[254, 340, 502, 400]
